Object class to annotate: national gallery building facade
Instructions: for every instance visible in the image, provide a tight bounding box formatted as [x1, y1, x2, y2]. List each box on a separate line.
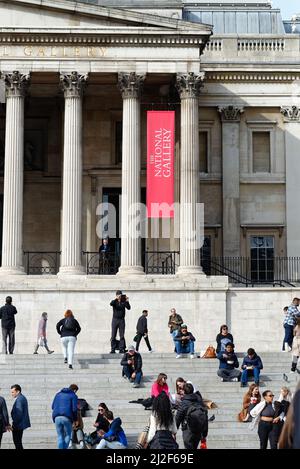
[0, 0, 299, 352]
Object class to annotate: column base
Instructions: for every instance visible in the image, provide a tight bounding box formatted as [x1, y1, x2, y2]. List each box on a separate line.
[176, 265, 205, 276]
[0, 266, 26, 275]
[58, 266, 85, 276]
[117, 266, 145, 276]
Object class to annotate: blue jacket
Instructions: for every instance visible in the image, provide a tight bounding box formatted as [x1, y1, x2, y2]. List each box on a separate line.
[241, 354, 263, 370]
[52, 388, 78, 423]
[11, 394, 31, 430]
[103, 417, 128, 447]
[217, 351, 239, 370]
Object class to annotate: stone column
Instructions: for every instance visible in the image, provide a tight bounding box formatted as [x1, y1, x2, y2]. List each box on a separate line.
[176, 72, 204, 275]
[117, 72, 145, 275]
[281, 105, 300, 257]
[59, 72, 87, 275]
[0, 71, 30, 275]
[218, 105, 244, 257]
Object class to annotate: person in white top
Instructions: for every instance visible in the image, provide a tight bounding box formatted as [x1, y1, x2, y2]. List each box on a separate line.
[147, 392, 178, 449]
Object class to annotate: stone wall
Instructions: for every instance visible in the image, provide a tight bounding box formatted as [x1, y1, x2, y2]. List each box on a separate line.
[0, 276, 297, 354]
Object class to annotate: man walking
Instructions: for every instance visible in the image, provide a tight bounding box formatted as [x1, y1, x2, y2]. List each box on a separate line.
[0, 390, 10, 448]
[168, 308, 183, 351]
[110, 290, 131, 354]
[0, 296, 17, 354]
[10, 384, 31, 449]
[135, 310, 153, 353]
[52, 384, 79, 449]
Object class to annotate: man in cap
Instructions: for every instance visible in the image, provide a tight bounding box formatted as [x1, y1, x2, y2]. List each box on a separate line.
[120, 345, 143, 388]
[0, 296, 18, 354]
[110, 290, 131, 354]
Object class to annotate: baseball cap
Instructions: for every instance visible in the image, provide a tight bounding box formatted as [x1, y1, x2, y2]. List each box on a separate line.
[128, 345, 135, 352]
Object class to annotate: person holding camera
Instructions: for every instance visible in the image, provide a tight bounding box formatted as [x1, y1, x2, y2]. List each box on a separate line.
[120, 345, 143, 388]
[110, 290, 131, 354]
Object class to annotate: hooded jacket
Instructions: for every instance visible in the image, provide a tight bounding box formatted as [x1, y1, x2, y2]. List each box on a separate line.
[52, 388, 78, 423]
[175, 392, 207, 436]
[103, 417, 128, 447]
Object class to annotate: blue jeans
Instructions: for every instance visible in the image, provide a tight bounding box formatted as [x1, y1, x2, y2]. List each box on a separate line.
[241, 367, 260, 385]
[122, 366, 142, 384]
[55, 416, 73, 449]
[175, 341, 195, 354]
[283, 324, 294, 350]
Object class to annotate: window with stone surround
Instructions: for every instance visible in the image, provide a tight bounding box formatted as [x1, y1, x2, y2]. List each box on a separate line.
[252, 131, 270, 173]
[199, 131, 208, 173]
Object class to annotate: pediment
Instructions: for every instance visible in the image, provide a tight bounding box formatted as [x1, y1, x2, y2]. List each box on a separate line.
[0, 0, 212, 34]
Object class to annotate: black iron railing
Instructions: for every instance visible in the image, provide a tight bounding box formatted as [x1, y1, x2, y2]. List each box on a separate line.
[144, 251, 179, 274]
[82, 251, 120, 275]
[23, 251, 61, 275]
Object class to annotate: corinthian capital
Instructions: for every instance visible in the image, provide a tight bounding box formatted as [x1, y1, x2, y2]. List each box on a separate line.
[176, 72, 205, 99]
[218, 105, 244, 122]
[60, 71, 88, 98]
[118, 72, 145, 99]
[3, 71, 30, 98]
[281, 105, 300, 122]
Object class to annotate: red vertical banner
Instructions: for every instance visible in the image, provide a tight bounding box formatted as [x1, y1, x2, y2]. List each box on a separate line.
[147, 111, 175, 218]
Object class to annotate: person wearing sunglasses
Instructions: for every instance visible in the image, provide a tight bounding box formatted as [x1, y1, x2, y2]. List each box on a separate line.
[216, 325, 234, 354]
[85, 403, 110, 448]
[250, 390, 284, 449]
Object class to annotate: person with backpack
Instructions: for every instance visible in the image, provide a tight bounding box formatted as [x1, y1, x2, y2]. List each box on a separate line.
[216, 325, 234, 353]
[147, 392, 178, 449]
[175, 383, 208, 449]
[56, 310, 81, 369]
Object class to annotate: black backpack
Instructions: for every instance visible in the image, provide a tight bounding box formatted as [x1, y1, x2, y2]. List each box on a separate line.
[186, 403, 208, 435]
[64, 317, 76, 331]
[77, 398, 89, 417]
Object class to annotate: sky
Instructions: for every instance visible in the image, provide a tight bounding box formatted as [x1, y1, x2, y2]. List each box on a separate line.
[271, 0, 300, 19]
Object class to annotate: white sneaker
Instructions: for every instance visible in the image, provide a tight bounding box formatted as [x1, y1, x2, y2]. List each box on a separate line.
[190, 354, 195, 359]
[176, 354, 182, 359]
[79, 441, 85, 449]
[232, 377, 238, 382]
[148, 349, 154, 353]
[220, 378, 224, 382]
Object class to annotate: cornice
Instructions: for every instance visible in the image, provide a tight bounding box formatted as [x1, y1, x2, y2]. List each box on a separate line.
[205, 72, 300, 82]
[0, 31, 206, 47]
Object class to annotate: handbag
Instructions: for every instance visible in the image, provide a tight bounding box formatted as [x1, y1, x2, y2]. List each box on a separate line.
[203, 399, 218, 409]
[202, 345, 217, 358]
[136, 421, 150, 449]
[133, 334, 139, 342]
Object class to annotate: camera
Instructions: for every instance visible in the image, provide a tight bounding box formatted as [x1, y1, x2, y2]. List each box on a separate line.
[120, 294, 127, 302]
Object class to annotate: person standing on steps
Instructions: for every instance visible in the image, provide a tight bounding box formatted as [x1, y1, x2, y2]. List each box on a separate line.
[33, 312, 54, 355]
[56, 310, 81, 369]
[168, 308, 183, 352]
[0, 391, 10, 448]
[283, 298, 300, 352]
[110, 290, 131, 354]
[135, 310, 153, 353]
[0, 296, 17, 355]
[10, 384, 31, 450]
[52, 384, 79, 449]
[290, 317, 300, 373]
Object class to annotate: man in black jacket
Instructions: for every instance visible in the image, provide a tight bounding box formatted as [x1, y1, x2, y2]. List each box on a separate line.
[120, 345, 143, 388]
[110, 290, 131, 354]
[176, 383, 208, 449]
[135, 310, 153, 353]
[0, 391, 10, 447]
[0, 296, 17, 354]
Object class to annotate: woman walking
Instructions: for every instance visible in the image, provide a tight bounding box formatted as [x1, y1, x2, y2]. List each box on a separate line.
[56, 310, 81, 369]
[250, 390, 284, 449]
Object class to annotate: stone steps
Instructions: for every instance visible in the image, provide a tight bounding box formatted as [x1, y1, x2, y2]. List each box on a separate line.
[0, 353, 298, 449]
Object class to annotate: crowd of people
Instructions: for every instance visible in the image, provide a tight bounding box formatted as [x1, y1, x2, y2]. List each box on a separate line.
[0, 293, 300, 449]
